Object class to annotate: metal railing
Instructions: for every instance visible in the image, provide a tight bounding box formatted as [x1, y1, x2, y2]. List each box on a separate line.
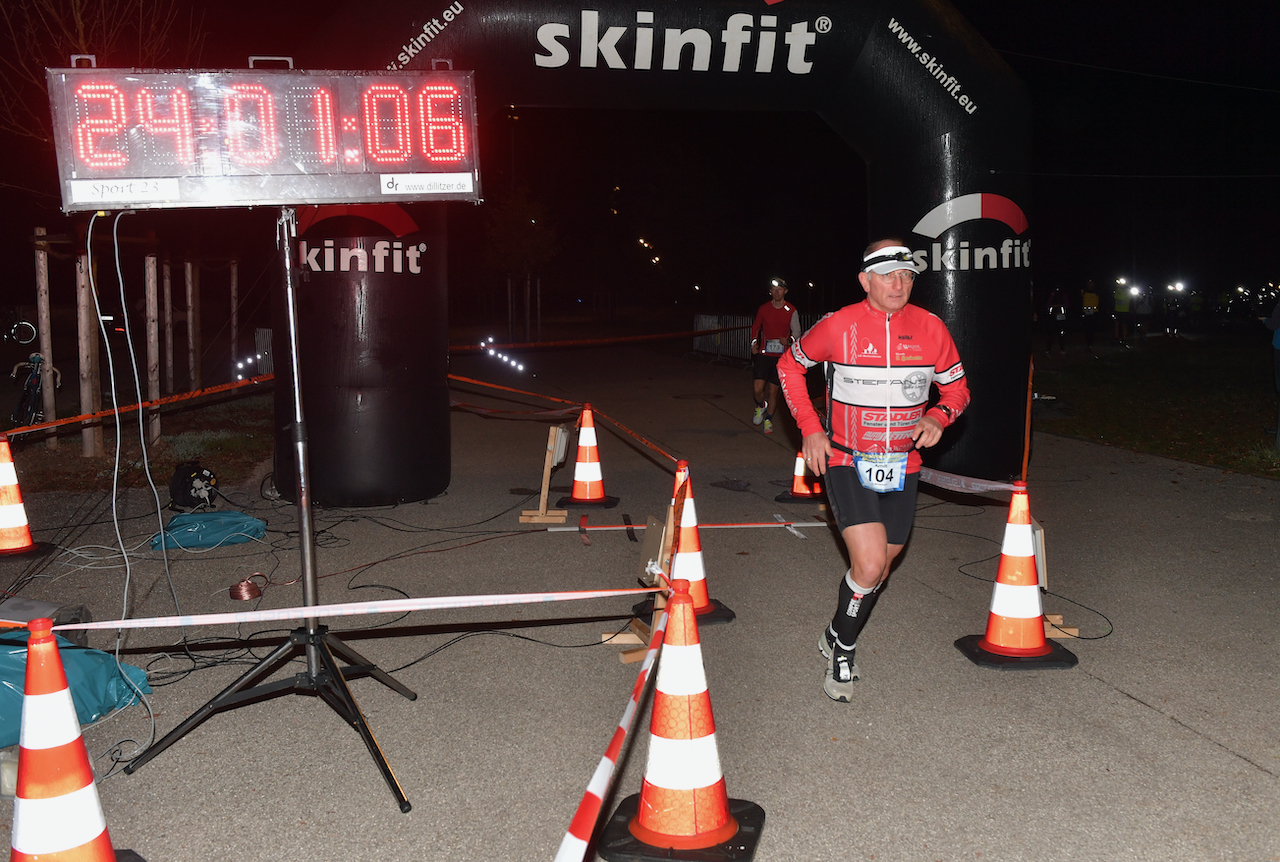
[690, 313, 822, 362]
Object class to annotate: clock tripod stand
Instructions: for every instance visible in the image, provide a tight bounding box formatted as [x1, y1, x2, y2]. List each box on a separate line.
[124, 208, 417, 812]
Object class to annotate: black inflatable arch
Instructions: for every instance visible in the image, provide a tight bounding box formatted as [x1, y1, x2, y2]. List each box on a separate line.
[332, 0, 1033, 480]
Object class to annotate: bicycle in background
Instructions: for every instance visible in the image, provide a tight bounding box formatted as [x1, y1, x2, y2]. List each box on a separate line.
[10, 354, 60, 428]
[2, 313, 36, 346]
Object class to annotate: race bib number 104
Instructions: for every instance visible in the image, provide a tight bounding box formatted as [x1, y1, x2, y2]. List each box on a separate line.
[854, 452, 908, 493]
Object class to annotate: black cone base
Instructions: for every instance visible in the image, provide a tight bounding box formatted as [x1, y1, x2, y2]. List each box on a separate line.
[598, 794, 765, 862]
[556, 495, 620, 509]
[954, 634, 1078, 669]
[0, 541, 55, 558]
[632, 597, 735, 626]
[774, 491, 823, 503]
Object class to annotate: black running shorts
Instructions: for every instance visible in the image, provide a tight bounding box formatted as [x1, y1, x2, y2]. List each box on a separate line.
[824, 467, 920, 546]
[752, 354, 781, 385]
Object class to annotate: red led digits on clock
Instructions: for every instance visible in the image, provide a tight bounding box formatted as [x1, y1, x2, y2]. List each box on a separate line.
[285, 87, 337, 165]
[225, 84, 279, 166]
[309, 88, 337, 163]
[362, 84, 413, 164]
[417, 85, 466, 162]
[136, 87, 195, 165]
[73, 83, 128, 168]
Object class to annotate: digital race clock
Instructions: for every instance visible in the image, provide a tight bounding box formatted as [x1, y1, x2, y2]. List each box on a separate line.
[46, 68, 482, 212]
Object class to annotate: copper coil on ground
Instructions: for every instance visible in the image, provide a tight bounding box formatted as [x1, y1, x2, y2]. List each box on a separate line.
[229, 575, 265, 601]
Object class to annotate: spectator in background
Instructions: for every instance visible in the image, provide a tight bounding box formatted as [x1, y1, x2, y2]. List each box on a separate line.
[1263, 299, 1280, 438]
[1045, 286, 1070, 355]
[1134, 287, 1153, 341]
[1081, 279, 1100, 355]
[1114, 281, 1133, 348]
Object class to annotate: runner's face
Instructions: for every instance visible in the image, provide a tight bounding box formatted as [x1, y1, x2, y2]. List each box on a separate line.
[859, 268, 915, 314]
[770, 284, 787, 303]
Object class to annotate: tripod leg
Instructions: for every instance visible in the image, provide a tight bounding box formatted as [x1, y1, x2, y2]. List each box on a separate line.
[311, 636, 412, 813]
[124, 634, 301, 774]
[323, 632, 417, 701]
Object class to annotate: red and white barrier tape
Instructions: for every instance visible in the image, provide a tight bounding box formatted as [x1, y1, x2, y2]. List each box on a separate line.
[918, 467, 1020, 494]
[553, 604, 670, 862]
[32, 587, 660, 633]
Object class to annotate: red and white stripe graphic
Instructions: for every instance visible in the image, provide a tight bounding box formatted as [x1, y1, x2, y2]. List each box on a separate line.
[10, 618, 115, 861]
[912, 192, 1029, 238]
[552, 607, 671, 862]
[978, 481, 1052, 657]
[42, 586, 659, 634]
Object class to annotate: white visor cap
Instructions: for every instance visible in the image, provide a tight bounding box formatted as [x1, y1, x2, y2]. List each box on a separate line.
[862, 245, 924, 275]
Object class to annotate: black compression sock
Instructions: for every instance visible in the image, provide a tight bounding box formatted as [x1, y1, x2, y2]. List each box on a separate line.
[829, 571, 882, 654]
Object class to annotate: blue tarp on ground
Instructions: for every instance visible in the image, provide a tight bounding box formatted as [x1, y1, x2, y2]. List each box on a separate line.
[150, 510, 267, 550]
[0, 631, 151, 748]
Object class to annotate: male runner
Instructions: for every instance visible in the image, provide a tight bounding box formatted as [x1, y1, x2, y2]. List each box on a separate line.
[777, 239, 970, 702]
[749, 278, 801, 434]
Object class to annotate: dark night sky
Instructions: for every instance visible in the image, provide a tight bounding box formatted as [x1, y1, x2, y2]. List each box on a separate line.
[1, 1, 1276, 324]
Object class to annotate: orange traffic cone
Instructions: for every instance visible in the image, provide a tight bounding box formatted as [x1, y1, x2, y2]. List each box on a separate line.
[634, 462, 734, 625]
[670, 465, 734, 624]
[598, 581, 764, 861]
[956, 482, 1077, 669]
[774, 451, 824, 502]
[0, 435, 48, 556]
[10, 618, 116, 861]
[557, 404, 619, 508]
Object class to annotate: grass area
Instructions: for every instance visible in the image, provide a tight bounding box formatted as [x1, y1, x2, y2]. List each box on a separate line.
[1032, 333, 1280, 478]
[9, 392, 276, 495]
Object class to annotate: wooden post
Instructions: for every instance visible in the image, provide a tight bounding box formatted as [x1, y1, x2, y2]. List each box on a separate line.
[163, 260, 173, 394]
[229, 258, 239, 366]
[145, 254, 161, 442]
[33, 228, 56, 450]
[75, 253, 103, 457]
[519, 426, 569, 524]
[185, 260, 201, 390]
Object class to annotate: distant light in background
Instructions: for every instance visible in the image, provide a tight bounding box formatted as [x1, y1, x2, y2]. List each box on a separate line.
[234, 353, 258, 381]
[480, 336, 528, 374]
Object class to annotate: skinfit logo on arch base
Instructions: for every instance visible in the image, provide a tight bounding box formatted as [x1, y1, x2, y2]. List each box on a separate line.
[910, 192, 1030, 273]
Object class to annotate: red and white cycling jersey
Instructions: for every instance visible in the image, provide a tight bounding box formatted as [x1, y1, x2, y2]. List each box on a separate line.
[777, 300, 970, 473]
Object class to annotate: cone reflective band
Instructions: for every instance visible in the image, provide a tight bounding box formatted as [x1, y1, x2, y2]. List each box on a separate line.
[630, 580, 738, 849]
[955, 482, 1077, 670]
[11, 618, 116, 861]
[0, 435, 37, 554]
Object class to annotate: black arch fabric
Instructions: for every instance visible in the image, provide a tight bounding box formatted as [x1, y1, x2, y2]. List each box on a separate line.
[319, 0, 1033, 480]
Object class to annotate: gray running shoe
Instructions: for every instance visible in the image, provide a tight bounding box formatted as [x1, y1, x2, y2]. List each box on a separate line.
[752, 406, 765, 425]
[824, 648, 860, 702]
[763, 418, 774, 434]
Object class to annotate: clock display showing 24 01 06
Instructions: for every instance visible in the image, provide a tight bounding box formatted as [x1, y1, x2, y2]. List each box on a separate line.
[47, 68, 482, 212]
